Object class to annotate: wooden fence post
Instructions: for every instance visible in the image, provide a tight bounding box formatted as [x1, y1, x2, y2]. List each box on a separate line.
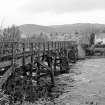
[61, 41, 63, 49]
[29, 42, 34, 78]
[48, 54, 55, 85]
[48, 41, 49, 51]
[63, 41, 64, 49]
[54, 41, 57, 73]
[36, 42, 40, 84]
[47, 41, 54, 85]
[51, 41, 53, 50]
[50, 61, 55, 85]
[64, 41, 66, 49]
[38, 42, 40, 61]
[43, 42, 45, 53]
[30, 43, 34, 65]
[22, 43, 25, 67]
[59, 42, 62, 73]
[43, 42, 45, 60]
[1, 42, 4, 57]
[11, 42, 16, 73]
[55, 41, 56, 50]
[34, 42, 37, 58]
[60, 41, 61, 50]
[58, 41, 59, 52]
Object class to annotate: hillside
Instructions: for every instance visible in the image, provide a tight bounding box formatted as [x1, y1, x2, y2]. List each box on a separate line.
[19, 23, 105, 42]
[51, 23, 105, 33]
[19, 24, 55, 36]
[19, 23, 105, 35]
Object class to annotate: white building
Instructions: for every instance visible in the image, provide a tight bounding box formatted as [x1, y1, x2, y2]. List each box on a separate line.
[95, 33, 105, 44]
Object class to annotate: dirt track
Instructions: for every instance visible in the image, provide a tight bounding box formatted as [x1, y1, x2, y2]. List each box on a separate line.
[51, 58, 105, 105]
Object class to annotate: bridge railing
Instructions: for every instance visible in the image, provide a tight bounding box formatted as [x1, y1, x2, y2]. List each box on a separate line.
[0, 40, 77, 88]
[0, 41, 77, 68]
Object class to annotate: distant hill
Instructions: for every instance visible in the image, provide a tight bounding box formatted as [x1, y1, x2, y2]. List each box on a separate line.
[19, 24, 55, 36]
[19, 23, 105, 39]
[50, 23, 105, 33]
[19, 23, 105, 34]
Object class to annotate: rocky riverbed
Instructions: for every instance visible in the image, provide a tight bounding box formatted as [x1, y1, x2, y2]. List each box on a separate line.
[47, 58, 105, 105]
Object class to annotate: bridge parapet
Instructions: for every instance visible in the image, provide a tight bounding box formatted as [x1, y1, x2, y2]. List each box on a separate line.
[0, 40, 78, 89]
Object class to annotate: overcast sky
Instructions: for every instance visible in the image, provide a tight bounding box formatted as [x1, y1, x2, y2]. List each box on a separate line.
[0, 0, 105, 27]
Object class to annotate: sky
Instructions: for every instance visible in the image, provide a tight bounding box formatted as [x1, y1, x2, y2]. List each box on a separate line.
[0, 0, 105, 27]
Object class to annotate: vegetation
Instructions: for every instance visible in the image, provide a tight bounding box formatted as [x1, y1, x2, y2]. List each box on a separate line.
[89, 33, 95, 46]
[0, 25, 21, 42]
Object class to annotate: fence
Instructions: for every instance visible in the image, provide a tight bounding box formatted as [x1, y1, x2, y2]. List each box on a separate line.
[0, 40, 78, 88]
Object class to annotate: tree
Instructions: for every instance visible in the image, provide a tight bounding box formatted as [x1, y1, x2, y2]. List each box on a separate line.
[2, 25, 21, 42]
[36, 32, 49, 42]
[89, 33, 95, 46]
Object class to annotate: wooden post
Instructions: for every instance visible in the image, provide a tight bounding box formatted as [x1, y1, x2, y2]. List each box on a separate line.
[48, 41, 49, 51]
[36, 42, 40, 84]
[1, 42, 4, 57]
[33, 43, 35, 59]
[54, 41, 57, 73]
[22, 43, 25, 67]
[64, 41, 66, 49]
[37, 42, 40, 64]
[30, 43, 34, 65]
[34, 42, 37, 58]
[61, 41, 63, 48]
[54, 41, 56, 51]
[49, 61, 55, 85]
[58, 41, 59, 52]
[51, 41, 53, 50]
[30, 43, 34, 78]
[56, 41, 57, 50]
[11, 42, 16, 73]
[43, 42, 45, 52]
[60, 41, 61, 50]
[42, 42, 45, 61]
[64, 41, 66, 56]
[63, 41, 64, 49]
[67, 41, 69, 60]
[59, 41, 62, 73]
[61, 41, 63, 49]
[57, 41, 58, 51]
[47, 41, 54, 85]
[59, 41, 60, 52]
[47, 53, 55, 85]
